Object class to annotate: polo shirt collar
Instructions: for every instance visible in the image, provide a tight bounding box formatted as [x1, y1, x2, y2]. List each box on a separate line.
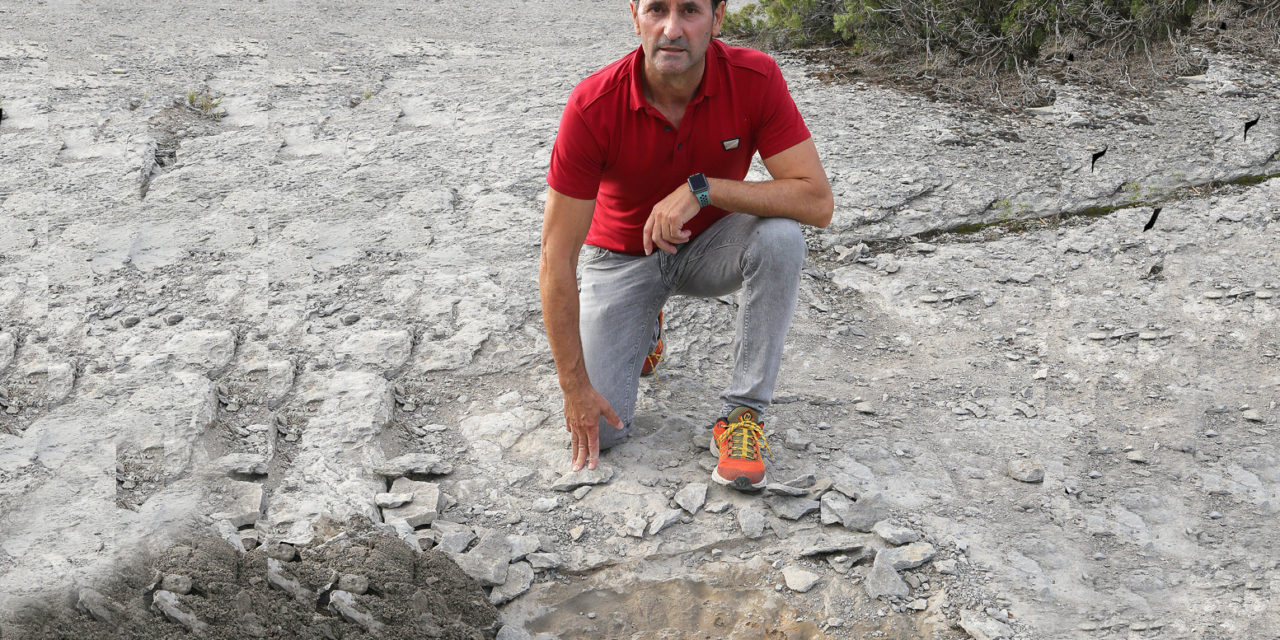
[628, 38, 723, 112]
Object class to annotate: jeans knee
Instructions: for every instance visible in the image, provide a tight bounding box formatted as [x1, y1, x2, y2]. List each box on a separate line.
[749, 218, 805, 273]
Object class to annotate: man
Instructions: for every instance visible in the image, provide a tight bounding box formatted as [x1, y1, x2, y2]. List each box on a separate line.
[539, 0, 833, 491]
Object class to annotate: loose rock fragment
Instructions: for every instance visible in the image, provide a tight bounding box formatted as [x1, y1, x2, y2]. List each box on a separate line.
[878, 542, 936, 571]
[820, 491, 856, 525]
[782, 566, 821, 593]
[841, 494, 888, 532]
[382, 478, 443, 528]
[766, 496, 819, 520]
[872, 521, 920, 546]
[674, 482, 707, 514]
[625, 516, 647, 538]
[432, 521, 476, 554]
[267, 558, 314, 603]
[375, 492, 413, 508]
[329, 590, 386, 634]
[450, 531, 511, 586]
[76, 588, 126, 624]
[490, 561, 534, 605]
[210, 480, 265, 527]
[1007, 459, 1044, 483]
[960, 609, 1012, 639]
[531, 497, 559, 513]
[152, 590, 209, 633]
[337, 574, 369, 595]
[550, 467, 614, 492]
[739, 506, 767, 538]
[507, 534, 541, 562]
[864, 556, 909, 599]
[767, 483, 809, 497]
[527, 552, 562, 569]
[160, 574, 193, 595]
[648, 508, 684, 535]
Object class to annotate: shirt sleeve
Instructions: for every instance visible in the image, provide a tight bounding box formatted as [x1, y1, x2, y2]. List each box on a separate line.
[546, 95, 606, 200]
[754, 61, 811, 159]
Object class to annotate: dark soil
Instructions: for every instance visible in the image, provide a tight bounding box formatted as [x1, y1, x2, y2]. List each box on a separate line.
[2, 517, 498, 640]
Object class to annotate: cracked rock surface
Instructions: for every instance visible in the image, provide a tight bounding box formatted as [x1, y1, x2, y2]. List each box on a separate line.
[1, 1, 1277, 639]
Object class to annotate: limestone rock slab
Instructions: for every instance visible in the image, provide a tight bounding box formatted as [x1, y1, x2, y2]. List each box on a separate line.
[381, 478, 443, 528]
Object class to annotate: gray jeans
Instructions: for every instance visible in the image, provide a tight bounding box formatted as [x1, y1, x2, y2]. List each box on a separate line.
[579, 213, 805, 450]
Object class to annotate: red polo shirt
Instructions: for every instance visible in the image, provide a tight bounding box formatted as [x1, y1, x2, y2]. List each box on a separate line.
[547, 39, 811, 256]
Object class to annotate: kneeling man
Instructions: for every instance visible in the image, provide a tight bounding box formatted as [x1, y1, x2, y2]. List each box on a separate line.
[539, 0, 833, 490]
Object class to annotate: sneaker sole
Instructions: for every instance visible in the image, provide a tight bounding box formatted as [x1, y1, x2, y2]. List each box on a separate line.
[709, 438, 766, 490]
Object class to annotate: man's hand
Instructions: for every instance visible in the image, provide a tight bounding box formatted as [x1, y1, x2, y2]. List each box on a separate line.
[642, 182, 700, 255]
[563, 384, 624, 471]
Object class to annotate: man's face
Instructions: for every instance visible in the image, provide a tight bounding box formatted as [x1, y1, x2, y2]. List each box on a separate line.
[630, 0, 725, 80]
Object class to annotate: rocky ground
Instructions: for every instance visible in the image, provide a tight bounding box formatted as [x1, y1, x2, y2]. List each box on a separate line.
[0, 1, 1277, 639]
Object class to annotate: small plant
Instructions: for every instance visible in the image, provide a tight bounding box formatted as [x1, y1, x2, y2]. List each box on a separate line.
[186, 90, 222, 117]
[362, 89, 373, 100]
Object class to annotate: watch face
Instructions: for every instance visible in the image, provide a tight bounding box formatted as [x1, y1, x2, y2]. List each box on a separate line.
[688, 173, 709, 191]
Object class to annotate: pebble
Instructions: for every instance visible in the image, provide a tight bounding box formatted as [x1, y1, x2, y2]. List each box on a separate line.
[648, 508, 684, 535]
[853, 402, 876, 414]
[782, 566, 821, 592]
[375, 492, 413, 508]
[783, 429, 811, 451]
[1008, 459, 1045, 483]
[739, 506, 767, 539]
[674, 483, 707, 514]
[328, 591, 385, 634]
[1125, 450, 1148, 464]
[164, 313, 185, 326]
[569, 525, 586, 541]
[1241, 409, 1263, 422]
[572, 486, 593, 500]
[339, 313, 361, 326]
[120, 315, 141, 328]
[152, 590, 209, 633]
[704, 500, 732, 514]
[530, 497, 559, 513]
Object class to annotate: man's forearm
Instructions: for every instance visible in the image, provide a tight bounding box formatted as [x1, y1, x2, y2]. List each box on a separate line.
[706, 176, 833, 228]
[538, 255, 590, 392]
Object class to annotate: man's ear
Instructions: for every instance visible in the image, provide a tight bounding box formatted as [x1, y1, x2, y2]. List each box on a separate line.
[712, 1, 726, 37]
[630, 1, 641, 35]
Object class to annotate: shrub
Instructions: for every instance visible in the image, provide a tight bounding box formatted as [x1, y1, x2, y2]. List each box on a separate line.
[723, 0, 1278, 74]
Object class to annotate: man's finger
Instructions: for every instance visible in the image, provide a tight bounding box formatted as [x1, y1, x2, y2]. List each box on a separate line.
[603, 403, 623, 430]
[642, 215, 655, 255]
[586, 428, 600, 470]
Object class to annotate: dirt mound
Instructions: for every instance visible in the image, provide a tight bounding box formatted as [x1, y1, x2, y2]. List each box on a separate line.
[3, 518, 498, 640]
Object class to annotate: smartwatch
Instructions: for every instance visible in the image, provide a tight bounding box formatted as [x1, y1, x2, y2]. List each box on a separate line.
[687, 173, 710, 208]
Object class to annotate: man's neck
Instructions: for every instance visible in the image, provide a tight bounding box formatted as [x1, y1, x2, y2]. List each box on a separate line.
[642, 58, 705, 116]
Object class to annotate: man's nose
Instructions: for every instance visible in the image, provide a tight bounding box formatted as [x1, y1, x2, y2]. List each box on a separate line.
[661, 12, 683, 40]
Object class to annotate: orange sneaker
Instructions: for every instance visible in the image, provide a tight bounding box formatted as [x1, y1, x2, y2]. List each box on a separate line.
[640, 310, 664, 377]
[710, 407, 772, 491]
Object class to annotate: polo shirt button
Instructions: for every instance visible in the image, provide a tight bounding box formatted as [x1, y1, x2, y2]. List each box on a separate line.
[678, 143, 682, 150]
[665, 126, 671, 131]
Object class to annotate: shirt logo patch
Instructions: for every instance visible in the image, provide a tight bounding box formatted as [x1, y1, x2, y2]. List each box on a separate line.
[722, 137, 740, 151]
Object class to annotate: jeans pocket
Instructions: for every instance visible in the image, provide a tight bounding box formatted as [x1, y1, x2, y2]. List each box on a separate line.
[580, 245, 611, 267]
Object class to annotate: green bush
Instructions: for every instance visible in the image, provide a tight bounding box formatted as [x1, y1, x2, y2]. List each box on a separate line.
[723, 0, 1276, 73]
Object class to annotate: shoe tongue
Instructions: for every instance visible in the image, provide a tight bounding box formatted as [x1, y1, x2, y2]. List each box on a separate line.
[729, 407, 755, 423]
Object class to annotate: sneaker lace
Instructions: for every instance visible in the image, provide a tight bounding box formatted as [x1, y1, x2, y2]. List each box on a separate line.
[718, 415, 772, 462]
